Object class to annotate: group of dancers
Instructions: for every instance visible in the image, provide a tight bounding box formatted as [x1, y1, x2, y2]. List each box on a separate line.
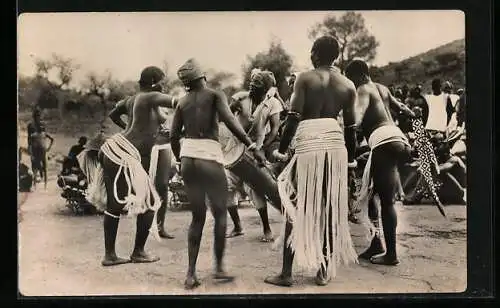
[80, 35, 433, 290]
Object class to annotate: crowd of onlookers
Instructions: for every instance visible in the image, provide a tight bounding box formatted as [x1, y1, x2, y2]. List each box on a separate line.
[389, 79, 467, 205]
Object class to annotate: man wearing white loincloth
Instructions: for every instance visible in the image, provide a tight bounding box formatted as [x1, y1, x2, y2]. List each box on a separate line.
[108, 94, 176, 239]
[170, 58, 257, 289]
[266, 36, 359, 287]
[89, 66, 178, 266]
[345, 59, 415, 266]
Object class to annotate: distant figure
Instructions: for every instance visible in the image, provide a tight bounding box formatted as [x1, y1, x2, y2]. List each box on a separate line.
[66, 136, 87, 168]
[455, 88, 466, 128]
[27, 108, 54, 190]
[424, 79, 455, 137]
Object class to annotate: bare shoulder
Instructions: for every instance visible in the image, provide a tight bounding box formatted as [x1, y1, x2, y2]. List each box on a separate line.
[296, 70, 314, 83]
[374, 82, 390, 95]
[357, 83, 374, 96]
[207, 88, 227, 102]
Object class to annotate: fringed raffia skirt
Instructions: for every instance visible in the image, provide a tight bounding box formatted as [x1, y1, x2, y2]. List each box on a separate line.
[276, 118, 358, 278]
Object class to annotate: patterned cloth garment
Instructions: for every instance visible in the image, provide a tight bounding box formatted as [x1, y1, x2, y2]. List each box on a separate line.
[411, 117, 443, 203]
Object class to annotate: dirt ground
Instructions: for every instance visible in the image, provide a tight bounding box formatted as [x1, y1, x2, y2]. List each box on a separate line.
[18, 178, 467, 296]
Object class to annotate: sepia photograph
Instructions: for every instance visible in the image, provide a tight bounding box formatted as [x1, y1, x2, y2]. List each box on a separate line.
[17, 10, 467, 296]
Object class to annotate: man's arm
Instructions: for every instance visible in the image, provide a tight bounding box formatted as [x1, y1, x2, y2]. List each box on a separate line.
[108, 99, 128, 129]
[456, 96, 465, 127]
[45, 133, 54, 150]
[389, 92, 415, 118]
[278, 73, 307, 154]
[446, 95, 455, 125]
[343, 86, 358, 163]
[170, 104, 184, 162]
[151, 92, 178, 109]
[215, 91, 253, 147]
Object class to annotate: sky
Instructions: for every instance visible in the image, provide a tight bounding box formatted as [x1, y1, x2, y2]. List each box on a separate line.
[18, 11, 464, 87]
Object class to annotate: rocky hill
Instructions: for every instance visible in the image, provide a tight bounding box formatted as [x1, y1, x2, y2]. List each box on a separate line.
[372, 38, 465, 91]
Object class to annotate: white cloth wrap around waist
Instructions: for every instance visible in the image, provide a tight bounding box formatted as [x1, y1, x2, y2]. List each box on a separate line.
[180, 138, 224, 165]
[149, 143, 175, 184]
[354, 125, 409, 237]
[275, 118, 358, 279]
[87, 133, 162, 229]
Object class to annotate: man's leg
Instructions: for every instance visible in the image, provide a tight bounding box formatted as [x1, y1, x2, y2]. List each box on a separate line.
[226, 171, 244, 238]
[131, 154, 159, 263]
[181, 158, 207, 289]
[264, 219, 294, 287]
[203, 160, 234, 282]
[358, 196, 385, 260]
[316, 200, 333, 285]
[370, 142, 408, 266]
[41, 151, 48, 190]
[155, 147, 175, 239]
[248, 187, 273, 242]
[101, 155, 130, 266]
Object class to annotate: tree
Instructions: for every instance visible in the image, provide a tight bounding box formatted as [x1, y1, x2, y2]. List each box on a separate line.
[33, 53, 80, 121]
[241, 39, 294, 98]
[308, 12, 379, 71]
[81, 71, 114, 124]
[206, 70, 235, 90]
[50, 53, 80, 89]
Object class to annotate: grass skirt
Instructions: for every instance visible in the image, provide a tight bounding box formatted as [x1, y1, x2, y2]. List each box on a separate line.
[276, 118, 358, 278]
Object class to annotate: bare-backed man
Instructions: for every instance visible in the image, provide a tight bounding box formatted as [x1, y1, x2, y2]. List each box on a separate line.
[345, 59, 414, 266]
[170, 59, 256, 289]
[265, 36, 359, 287]
[90, 66, 178, 266]
[108, 94, 175, 239]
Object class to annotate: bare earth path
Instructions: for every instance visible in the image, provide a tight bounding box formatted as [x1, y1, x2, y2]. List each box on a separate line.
[18, 180, 466, 296]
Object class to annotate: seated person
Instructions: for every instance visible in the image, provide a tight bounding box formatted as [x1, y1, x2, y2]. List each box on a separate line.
[432, 134, 466, 204]
[61, 136, 88, 175]
[19, 148, 33, 192]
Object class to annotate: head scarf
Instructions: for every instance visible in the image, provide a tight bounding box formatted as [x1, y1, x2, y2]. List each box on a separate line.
[177, 58, 205, 85]
[250, 68, 276, 90]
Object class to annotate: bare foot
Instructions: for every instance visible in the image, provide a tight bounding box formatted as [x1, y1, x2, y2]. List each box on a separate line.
[315, 268, 331, 286]
[101, 256, 130, 267]
[226, 229, 244, 238]
[213, 270, 235, 283]
[264, 274, 293, 287]
[130, 251, 160, 263]
[184, 276, 201, 290]
[159, 229, 175, 239]
[358, 236, 385, 260]
[260, 231, 274, 243]
[370, 254, 400, 266]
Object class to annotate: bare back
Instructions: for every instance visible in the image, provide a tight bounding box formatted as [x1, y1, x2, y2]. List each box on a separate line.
[176, 88, 220, 141]
[374, 83, 396, 122]
[297, 68, 354, 120]
[123, 93, 164, 155]
[121, 96, 136, 133]
[357, 82, 394, 139]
